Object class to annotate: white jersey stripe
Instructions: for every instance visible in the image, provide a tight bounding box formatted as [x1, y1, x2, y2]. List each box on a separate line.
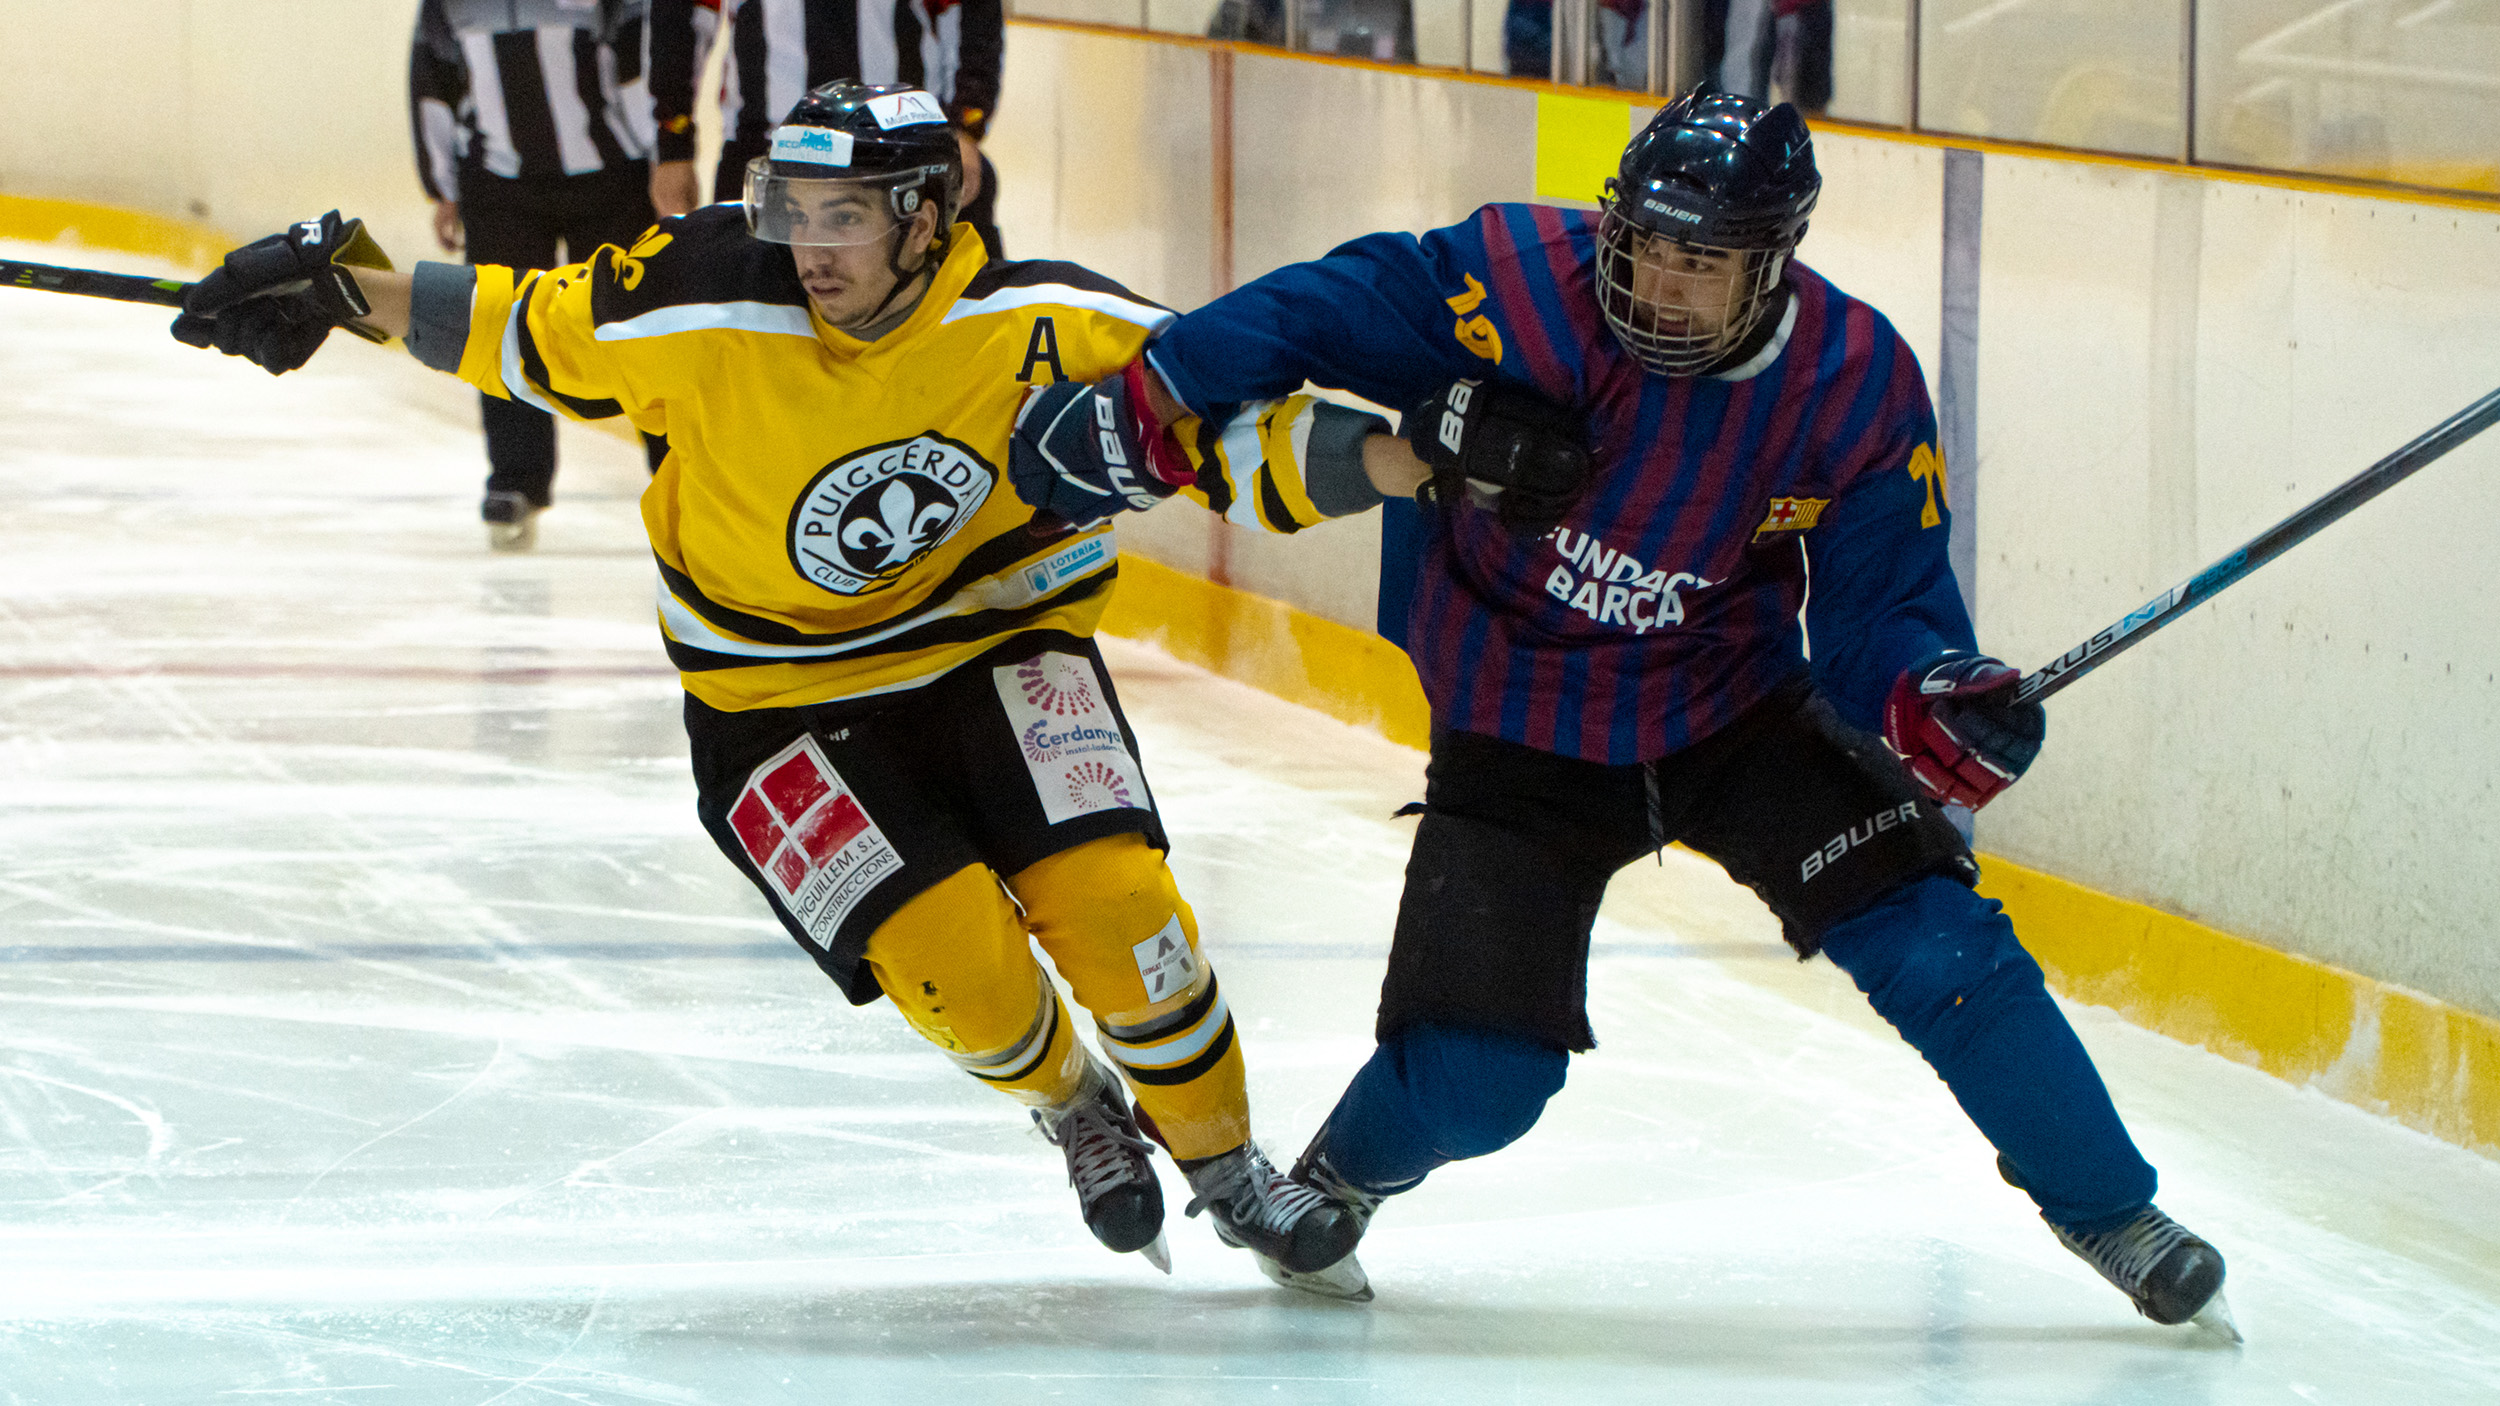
[460, 31, 522, 179]
[595, 301, 819, 342]
[760, 0, 811, 145]
[536, 27, 603, 175]
[658, 531, 1117, 662]
[855, 0, 900, 83]
[939, 285, 1176, 334]
[500, 293, 562, 417]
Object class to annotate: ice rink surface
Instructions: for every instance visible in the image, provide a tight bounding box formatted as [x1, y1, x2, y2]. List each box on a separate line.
[5, 240, 2499, 1404]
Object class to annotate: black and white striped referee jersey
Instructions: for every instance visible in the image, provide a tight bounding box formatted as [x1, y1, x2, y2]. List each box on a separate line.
[411, 0, 658, 200]
[646, 0, 1005, 167]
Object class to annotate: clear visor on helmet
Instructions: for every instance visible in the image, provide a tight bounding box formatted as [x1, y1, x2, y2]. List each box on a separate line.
[1593, 210, 1788, 377]
[743, 160, 933, 247]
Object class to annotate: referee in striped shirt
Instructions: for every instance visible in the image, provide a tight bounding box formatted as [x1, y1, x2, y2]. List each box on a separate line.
[645, 0, 1006, 258]
[412, 0, 668, 551]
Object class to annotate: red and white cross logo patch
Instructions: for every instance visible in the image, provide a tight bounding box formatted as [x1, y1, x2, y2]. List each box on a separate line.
[727, 735, 903, 950]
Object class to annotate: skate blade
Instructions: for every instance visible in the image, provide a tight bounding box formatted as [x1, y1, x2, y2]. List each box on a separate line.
[2189, 1288, 2242, 1344]
[1253, 1250, 1372, 1302]
[1139, 1232, 1172, 1275]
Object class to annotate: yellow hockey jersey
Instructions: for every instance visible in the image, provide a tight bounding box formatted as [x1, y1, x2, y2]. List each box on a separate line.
[447, 206, 1346, 712]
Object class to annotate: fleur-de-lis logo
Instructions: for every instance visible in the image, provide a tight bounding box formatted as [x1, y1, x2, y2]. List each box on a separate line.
[613, 228, 674, 291]
[839, 479, 957, 568]
[787, 434, 998, 596]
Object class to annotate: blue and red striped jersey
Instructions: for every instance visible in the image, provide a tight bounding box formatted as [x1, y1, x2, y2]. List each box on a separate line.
[1149, 202, 1975, 765]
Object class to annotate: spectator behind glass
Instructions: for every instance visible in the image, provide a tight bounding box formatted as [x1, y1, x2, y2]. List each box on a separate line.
[1705, 0, 1833, 114]
[1210, 0, 1416, 63]
[1503, 0, 1645, 89]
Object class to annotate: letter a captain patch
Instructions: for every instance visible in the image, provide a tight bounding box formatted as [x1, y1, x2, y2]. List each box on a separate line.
[726, 735, 904, 949]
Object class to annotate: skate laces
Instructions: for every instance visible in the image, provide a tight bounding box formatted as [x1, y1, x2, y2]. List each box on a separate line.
[1036, 1088, 1156, 1204]
[2059, 1206, 2193, 1291]
[1185, 1144, 1329, 1233]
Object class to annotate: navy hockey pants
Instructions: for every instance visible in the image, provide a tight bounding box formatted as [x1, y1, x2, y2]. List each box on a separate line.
[1322, 874, 2158, 1234]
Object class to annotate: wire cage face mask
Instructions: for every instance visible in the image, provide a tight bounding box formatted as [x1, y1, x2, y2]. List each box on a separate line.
[743, 162, 942, 247]
[1593, 207, 1789, 378]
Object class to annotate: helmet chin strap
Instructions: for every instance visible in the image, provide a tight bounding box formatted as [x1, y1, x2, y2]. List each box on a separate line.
[847, 207, 941, 332]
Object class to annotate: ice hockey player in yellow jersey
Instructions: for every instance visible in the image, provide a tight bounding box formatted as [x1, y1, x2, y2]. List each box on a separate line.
[168, 80, 1400, 1299]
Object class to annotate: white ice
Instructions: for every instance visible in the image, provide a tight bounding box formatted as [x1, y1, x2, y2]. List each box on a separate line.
[4, 239, 2499, 1405]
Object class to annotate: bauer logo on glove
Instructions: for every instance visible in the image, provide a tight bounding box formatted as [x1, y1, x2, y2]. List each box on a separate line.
[168, 210, 394, 375]
[1006, 359, 1196, 531]
[1404, 376, 1592, 533]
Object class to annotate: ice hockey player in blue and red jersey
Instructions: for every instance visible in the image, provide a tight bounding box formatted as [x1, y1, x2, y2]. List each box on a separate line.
[1005, 85, 2236, 1333]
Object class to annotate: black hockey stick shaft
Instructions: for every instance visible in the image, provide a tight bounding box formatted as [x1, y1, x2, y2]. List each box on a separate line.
[1, 258, 190, 308]
[2018, 382, 2500, 706]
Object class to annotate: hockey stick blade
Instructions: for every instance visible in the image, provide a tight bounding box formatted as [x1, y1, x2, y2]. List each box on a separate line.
[2017, 382, 2500, 707]
[1, 258, 191, 308]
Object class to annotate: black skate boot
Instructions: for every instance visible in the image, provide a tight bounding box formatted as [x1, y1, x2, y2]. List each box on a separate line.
[1034, 1059, 1169, 1272]
[482, 490, 542, 553]
[2000, 1155, 2238, 1339]
[1185, 1142, 1370, 1300]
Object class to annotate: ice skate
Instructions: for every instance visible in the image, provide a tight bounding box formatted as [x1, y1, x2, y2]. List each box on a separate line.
[1185, 1141, 1369, 1300]
[482, 491, 540, 552]
[1034, 1058, 1170, 1272]
[1998, 1154, 2235, 1339]
[2051, 1205, 2237, 1340]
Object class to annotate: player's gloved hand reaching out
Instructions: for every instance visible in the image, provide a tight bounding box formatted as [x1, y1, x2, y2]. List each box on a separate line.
[1882, 651, 2047, 810]
[170, 211, 393, 375]
[1406, 377, 1592, 532]
[1007, 360, 1197, 531]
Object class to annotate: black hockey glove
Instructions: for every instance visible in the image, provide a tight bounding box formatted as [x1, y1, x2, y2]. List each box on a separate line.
[1405, 378, 1592, 532]
[170, 211, 393, 375]
[1007, 360, 1196, 531]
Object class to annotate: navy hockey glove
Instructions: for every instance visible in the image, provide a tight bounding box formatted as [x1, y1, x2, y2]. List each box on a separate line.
[1882, 651, 2047, 811]
[1406, 378, 1592, 532]
[1008, 360, 1195, 531]
[170, 211, 392, 374]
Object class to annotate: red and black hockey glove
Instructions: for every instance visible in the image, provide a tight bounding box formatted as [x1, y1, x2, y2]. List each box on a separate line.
[1405, 377, 1592, 532]
[1007, 359, 1196, 531]
[1882, 651, 2046, 811]
[170, 211, 391, 375]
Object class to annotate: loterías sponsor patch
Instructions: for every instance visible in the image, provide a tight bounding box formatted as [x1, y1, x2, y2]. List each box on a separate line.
[995, 652, 1148, 824]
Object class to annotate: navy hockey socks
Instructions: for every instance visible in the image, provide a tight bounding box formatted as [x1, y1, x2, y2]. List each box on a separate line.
[1819, 874, 2158, 1233]
[1320, 1021, 1570, 1194]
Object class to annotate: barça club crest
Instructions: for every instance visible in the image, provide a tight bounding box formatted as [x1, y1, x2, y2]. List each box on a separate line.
[788, 434, 996, 595]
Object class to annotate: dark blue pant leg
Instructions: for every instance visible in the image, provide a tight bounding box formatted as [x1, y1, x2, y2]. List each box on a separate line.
[1819, 873, 2157, 1233]
[1321, 1022, 1570, 1193]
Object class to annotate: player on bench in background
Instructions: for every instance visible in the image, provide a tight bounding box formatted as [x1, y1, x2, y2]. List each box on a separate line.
[1003, 85, 2236, 1334]
[164, 80, 1375, 1295]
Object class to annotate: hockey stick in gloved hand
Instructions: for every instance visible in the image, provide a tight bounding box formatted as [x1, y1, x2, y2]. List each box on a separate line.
[2016, 381, 2500, 707]
[1, 255, 393, 344]
[2, 258, 191, 308]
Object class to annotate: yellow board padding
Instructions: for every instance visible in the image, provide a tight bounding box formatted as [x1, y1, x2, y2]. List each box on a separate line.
[1534, 92, 1640, 206]
[1099, 552, 1432, 751]
[0, 194, 234, 272]
[1099, 550, 2500, 1163]
[1977, 857, 2500, 1158]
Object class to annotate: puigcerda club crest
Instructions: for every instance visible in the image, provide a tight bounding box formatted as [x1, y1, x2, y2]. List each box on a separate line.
[788, 433, 998, 595]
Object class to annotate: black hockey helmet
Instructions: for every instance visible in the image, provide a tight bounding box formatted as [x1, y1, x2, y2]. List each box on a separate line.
[744, 81, 963, 249]
[1595, 86, 1821, 377]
